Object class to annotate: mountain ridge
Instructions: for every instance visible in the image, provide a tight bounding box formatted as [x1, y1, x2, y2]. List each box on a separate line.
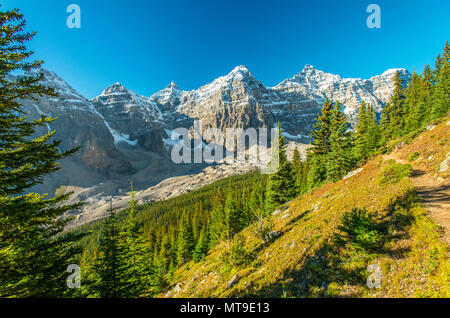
[16, 64, 411, 227]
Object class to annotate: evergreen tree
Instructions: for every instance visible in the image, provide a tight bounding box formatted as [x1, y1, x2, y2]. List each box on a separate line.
[431, 41, 450, 119]
[306, 99, 334, 186]
[380, 71, 407, 140]
[0, 9, 83, 297]
[421, 64, 434, 123]
[209, 191, 226, 244]
[354, 101, 369, 161]
[92, 200, 123, 297]
[159, 234, 173, 272]
[365, 105, 380, 155]
[193, 229, 209, 263]
[292, 147, 305, 194]
[326, 102, 353, 181]
[299, 158, 309, 194]
[176, 211, 195, 265]
[292, 147, 302, 171]
[248, 181, 266, 233]
[119, 182, 155, 297]
[265, 123, 296, 212]
[405, 70, 426, 132]
[354, 101, 379, 162]
[310, 99, 334, 155]
[224, 191, 242, 239]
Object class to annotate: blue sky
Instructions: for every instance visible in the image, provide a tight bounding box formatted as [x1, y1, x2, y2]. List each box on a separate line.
[2, 0, 449, 99]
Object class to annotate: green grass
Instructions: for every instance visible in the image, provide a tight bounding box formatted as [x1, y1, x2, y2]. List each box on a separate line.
[408, 151, 421, 162]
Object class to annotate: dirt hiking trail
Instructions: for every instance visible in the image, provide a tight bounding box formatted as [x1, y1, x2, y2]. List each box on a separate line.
[383, 154, 450, 245]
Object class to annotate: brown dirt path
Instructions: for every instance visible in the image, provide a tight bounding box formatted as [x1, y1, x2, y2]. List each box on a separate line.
[383, 154, 450, 245]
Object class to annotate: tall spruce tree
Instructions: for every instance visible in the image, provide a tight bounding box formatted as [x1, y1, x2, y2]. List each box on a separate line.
[422, 64, 434, 123]
[292, 147, 304, 194]
[431, 41, 450, 119]
[248, 181, 266, 233]
[354, 101, 369, 161]
[224, 191, 242, 239]
[0, 9, 83, 297]
[209, 190, 226, 244]
[265, 123, 296, 212]
[119, 182, 155, 297]
[307, 99, 334, 187]
[92, 200, 123, 297]
[405, 70, 426, 132]
[326, 102, 353, 181]
[176, 211, 195, 265]
[380, 71, 407, 140]
[193, 228, 209, 263]
[365, 104, 380, 156]
[354, 101, 379, 162]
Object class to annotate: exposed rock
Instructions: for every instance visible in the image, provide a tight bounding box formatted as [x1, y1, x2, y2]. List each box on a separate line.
[344, 167, 363, 180]
[440, 153, 450, 172]
[226, 274, 239, 288]
[263, 231, 282, 242]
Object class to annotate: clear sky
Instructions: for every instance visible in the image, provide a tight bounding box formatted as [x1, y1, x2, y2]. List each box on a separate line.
[2, 0, 449, 99]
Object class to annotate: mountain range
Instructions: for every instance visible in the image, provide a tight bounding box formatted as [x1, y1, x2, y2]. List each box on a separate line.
[15, 65, 411, 226]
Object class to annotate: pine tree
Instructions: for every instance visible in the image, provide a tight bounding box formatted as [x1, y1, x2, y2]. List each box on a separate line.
[0, 9, 84, 297]
[92, 200, 123, 297]
[405, 71, 426, 132]
[380, 71, 407, 140]
[326, 102, 353, 181]
[354, 101, 369, 161]
[292, 147, 302, 171]
[422, 64, 434, 123]
[193, 229, 209, 263]
[299, 158, 309, 194]
[431, 41, 450, 119]
[265, 123, 296, 212]
[224, 191, 242, 239]
[159, 234, 173, 272]
[354, 101, 379, 162]
[176, 211, 195, 265]
[292, 147, 304, 194]
[306, 99, 334, 186]
[248, 181, 266, 233]
[209, 191, 226, 244]
[365, 104, 380, 155]
[119, 182, 155, 297]
[310, 99, 334, 155]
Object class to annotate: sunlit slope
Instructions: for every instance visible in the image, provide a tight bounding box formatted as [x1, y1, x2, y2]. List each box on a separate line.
[165, 117, 450, 298]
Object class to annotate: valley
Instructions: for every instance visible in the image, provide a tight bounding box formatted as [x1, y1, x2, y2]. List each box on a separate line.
[15, 66, 410, 228]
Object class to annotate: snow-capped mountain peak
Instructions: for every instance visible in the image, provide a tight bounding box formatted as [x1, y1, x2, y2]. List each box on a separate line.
[230, 65, 251, 75]
[100, 82, 128, 96]
[301, 64, 317, 73]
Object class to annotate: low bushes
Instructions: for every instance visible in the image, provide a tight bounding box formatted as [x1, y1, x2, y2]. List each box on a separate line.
[333, 208, 385, 252]
[377, 162, 413, 185]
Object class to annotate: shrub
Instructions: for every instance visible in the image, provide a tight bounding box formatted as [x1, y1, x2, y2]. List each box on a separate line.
[255, 217, 274, 242]
[377, 162, 413, 185]
[221, 234, 254, 267]
[408, 151, 420, 162]
[333, 208, 385, 252]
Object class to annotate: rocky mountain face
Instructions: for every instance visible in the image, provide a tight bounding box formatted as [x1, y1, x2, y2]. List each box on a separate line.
[15, 70, 135, 195]
[145, 64, 410, 143]
[15, 65, 410, 226]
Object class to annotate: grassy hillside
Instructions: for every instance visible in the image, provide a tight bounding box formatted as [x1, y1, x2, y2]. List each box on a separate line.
[164, 117, 450, 298]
